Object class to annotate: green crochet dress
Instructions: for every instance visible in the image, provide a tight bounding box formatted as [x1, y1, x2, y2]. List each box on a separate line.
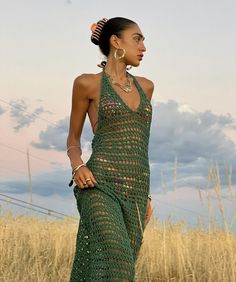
[70, 68, 152, 282]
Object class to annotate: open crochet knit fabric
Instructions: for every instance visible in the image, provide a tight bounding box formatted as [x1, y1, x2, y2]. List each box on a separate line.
[70, 68, 152, 282]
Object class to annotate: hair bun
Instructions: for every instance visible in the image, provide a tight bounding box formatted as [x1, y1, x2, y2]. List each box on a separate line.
[90, 18, 108, 45]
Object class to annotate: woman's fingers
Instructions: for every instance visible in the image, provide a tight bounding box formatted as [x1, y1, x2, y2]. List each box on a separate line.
[74, 167, 97, 189]
[80, 175, 93, 188]
[77, 178, 86, 189]
[80, 172, 97, 188]
[88, 172, 97, 186]
[145, 200, 152, 225]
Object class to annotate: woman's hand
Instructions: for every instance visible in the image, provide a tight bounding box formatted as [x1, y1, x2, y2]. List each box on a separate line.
[73, 166, 97, 189]
[145, 198, 152, 226]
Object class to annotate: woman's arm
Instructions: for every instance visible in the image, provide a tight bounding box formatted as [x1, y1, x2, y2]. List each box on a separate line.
[67, 75, 89, 168]
[67, 74, 97, 188]
[139, 77, 155, 225]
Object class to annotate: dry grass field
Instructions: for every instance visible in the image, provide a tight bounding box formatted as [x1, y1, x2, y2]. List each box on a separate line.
[0, 212, 236, 282]
[1, 164, 236, 281]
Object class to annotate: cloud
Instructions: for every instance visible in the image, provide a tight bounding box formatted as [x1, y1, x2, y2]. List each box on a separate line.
[149, 100, 236, 189]
[32, 117, 70, 151]
[9, 99, 51, 131]
[31, 116, 93, 151]
[33, 100, 236, 161]
[0, 105, 6, 115]
[150, 100, 236, 163]
[31, 100, 236, 189]
[0, 168, 71, 197]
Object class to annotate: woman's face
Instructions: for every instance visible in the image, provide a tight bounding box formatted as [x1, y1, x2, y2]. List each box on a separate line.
[118, 24, 146, 67]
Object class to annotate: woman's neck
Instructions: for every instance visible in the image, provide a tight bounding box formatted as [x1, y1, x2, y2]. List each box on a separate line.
[104, 57, 128, 82]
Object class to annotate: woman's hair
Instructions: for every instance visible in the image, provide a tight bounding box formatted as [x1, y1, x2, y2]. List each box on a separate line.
[91, 17, 136, 56]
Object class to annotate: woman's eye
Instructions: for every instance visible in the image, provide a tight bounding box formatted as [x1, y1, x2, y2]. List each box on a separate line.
[134, 37, 141, 42]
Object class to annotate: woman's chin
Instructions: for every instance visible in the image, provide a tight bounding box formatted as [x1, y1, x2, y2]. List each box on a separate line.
[129, 61, 140, 67]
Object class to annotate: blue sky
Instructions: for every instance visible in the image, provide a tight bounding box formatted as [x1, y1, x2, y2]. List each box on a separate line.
[1, 0, 236, 229]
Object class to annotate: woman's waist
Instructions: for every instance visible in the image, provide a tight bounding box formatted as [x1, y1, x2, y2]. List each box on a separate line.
[90, 143, 149, 158]
[86, 160, 150, 187]
[86, 155, 150, 176]
[91, 133, 150, 151]
[87, 152, 149, 167]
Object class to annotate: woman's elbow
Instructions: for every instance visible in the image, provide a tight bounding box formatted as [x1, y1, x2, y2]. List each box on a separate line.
[67, 131, 80, 145]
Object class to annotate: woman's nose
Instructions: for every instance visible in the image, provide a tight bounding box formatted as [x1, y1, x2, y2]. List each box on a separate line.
[141, 42, 146, 52]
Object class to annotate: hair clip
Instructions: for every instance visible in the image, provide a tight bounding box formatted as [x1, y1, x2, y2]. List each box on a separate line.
[90, 23, 97, 33]
[91, 18, 108, 35]
[91, 18, 108, 44]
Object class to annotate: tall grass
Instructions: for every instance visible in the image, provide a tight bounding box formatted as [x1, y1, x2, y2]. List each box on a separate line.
[0, 163, 236, 281]
[136, 219, 236, 281]
[0, 214, 76, 282]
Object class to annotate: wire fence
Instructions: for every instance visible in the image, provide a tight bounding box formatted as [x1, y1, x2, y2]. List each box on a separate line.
[0, 192, 78, 221]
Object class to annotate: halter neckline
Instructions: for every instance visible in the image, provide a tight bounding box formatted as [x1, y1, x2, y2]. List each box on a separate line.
[102, 68, 143, 113]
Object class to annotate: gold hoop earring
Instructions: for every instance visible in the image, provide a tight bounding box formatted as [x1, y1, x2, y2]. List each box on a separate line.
[114, 48, 126, 60]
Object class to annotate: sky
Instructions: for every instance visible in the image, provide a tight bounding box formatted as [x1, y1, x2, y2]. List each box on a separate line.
[0, 0, 236, 230]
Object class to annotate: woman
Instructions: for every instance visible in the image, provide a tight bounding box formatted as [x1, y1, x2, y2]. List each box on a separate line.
[67, 17, 154, 282]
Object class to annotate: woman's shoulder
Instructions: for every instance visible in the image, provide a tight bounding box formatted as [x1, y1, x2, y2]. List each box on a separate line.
[73, 72, 102, 87]
[72, 72, 102, 98]
[134, 76, 155, 100]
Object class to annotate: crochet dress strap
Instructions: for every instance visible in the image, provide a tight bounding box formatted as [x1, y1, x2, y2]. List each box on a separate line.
[70, 68, 153, 282]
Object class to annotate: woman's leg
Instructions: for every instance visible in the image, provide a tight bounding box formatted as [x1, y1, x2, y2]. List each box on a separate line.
[70, 187, 135, 282]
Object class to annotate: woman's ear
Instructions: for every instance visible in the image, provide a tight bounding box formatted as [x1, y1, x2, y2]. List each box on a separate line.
[109, 34, 121, 49]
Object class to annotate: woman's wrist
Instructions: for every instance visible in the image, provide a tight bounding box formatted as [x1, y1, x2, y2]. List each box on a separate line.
[148, 194, 152, 200]
[72, 163, 87, 176]
[68, 163, 87, 187]
[66, 144, 83, 168]
[67, 145, 81, 156]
